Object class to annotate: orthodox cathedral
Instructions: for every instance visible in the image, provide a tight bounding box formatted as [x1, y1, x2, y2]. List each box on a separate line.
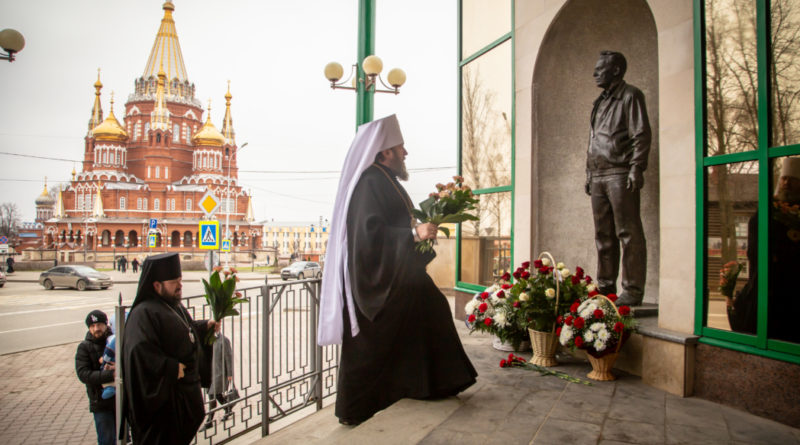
[41, 1, 261, 255]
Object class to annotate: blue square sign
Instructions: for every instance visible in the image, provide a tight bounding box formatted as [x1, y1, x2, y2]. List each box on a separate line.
[149, 218, 158, 230]
[199, 221, 219, 250]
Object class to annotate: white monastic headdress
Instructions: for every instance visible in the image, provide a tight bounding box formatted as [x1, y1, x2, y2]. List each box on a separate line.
[317, 115, 404, 346]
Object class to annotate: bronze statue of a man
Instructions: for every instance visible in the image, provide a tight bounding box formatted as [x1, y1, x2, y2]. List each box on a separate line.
[585, 50, 651, 306]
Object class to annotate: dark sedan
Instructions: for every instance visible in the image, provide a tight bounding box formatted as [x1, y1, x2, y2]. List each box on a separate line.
[39, 265, 113, 291]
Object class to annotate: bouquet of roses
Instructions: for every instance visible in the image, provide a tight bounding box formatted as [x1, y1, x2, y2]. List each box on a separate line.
[557, 290, 637, 358]
[412, 176, 479, 253]
[464, 283, 530, 350]
[719, 260, 743, 298]
[202, 266, 248, 344]
[504, 256, 591, 332]
[500, 352, 592, 385]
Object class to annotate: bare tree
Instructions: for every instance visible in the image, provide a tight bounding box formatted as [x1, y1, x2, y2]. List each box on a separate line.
[461, 65, 511, 238]
[0, 203, 21, 240]
[706, 0, 800, 265]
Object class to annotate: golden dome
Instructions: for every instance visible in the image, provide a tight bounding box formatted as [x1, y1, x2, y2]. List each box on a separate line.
[192, 102, 225, 146]
[92, 94, 128, 142]
[35, 182, 55, 206]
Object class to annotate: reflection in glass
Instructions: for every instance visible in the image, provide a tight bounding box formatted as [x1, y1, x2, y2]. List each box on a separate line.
[705, 0, 758, 156]
[459, 191, 511, 286]
[461, 0, 510, 59]
[768, 156, 800, 343]
[705, 161, 757, 333]
[770, 0, 800, 147]
[461, 41, 511, 191]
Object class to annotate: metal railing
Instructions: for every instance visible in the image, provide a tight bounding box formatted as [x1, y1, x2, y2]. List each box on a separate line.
[116, 276, 339, 444]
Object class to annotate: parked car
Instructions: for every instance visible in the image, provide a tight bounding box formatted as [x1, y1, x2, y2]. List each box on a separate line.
[280, 261, 321, 280]
[39, 265, 113, 291]
[0, 269, 5, 287]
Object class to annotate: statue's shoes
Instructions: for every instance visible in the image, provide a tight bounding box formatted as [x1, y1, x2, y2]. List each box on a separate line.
[616, 291, 643, 307]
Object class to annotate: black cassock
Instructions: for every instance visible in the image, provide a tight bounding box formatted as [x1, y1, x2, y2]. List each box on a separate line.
[122, 297, 211, 444]
[336, 163, 477, 423]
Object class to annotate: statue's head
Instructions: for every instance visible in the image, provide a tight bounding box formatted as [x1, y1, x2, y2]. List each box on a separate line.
[594, 51, 627, 89]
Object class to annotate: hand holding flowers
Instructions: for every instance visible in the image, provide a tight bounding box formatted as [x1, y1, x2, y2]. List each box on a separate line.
[202, 266, 248, 344]
[412, 176, 479, 253]
[719, 261, 743, 299]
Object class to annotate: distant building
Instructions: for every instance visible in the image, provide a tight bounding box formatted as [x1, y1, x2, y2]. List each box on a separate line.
[262, 220, 330, 262]
[42, 1, 261, 257]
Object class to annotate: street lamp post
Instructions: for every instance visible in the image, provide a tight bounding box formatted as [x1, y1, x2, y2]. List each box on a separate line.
[225, 142, 248, 266]
[0, 29, 25, 62]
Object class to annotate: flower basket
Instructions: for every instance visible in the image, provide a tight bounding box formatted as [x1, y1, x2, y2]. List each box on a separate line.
[528, 328, 559, 367]
[557, 292, 637, 381]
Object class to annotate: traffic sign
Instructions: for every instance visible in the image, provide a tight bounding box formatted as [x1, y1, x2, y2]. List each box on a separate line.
[199, 191, 220, 217]
[0, 236, 8, 244]
[221, 239, 231, 252]
[148, 233, 157, 248]
[199, 221, 220, 250]
[149, 218, 158, 231]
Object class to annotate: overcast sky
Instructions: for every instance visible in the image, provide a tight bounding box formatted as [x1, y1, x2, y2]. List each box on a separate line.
[0, 0, 457, 224]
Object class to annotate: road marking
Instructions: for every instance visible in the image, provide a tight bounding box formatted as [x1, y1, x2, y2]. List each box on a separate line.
[1, 320, 84, 333]
[0, 301, 132, 316]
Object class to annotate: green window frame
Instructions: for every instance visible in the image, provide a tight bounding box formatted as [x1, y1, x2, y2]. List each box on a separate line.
[455, 0, 515, 293]
[695, 0, 800, 363]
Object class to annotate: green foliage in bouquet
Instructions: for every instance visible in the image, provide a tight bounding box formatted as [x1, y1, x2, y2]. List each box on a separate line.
[557, 292, 637, 358]
[202, 266, 248, 344]
[412, 176, 479, 253]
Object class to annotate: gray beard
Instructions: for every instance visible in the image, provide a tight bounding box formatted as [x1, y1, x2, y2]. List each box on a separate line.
[397, 164, 409, 181]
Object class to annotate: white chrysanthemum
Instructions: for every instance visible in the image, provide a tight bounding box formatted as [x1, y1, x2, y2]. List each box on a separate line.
[583, 330, 595, 342]
[493, 310, 508, 328]
[597, 328, 610, 341]
[580, 303, 598, 318]
[485, 284, 499, 294]
[560, 268, 571, 278]
[590, 322, 604, 332]
[587, 283, 597, 292]
[556, 262, 565, 269]
[489, 295, 500, 305]
[464, 299, 479, 314]
[594, 339, 607, 352]
[559, 325, 574, 345]
[541, 257, 551, 267]
[545, 288, 556, 299]
[519, 292, 531, 302]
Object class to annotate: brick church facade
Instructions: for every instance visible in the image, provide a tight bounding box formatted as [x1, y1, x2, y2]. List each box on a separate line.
[42, 1, 261, 257]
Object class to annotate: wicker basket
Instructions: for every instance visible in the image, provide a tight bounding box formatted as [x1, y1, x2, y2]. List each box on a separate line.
[585, 293, 624, 381]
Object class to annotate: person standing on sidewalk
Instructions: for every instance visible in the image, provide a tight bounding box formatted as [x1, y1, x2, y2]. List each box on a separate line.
[131, 257, 139, 273]
[121, 253, 218, 444]
[75, 309, 116, 445]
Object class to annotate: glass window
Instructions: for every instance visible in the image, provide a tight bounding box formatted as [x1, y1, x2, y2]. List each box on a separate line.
[143, 198, 148, 210]
[768, 155, 800, 344]
[461, 0, 510, 58]
[770, 0, 800, 147]
[137, 198, 142, 210]
[186, 199, 192, 211]
[154, 199, 160, 210]
[120, 197, 126, 210]
[461, 40, 512, 190]
[155, 166, 160, 179]
[704, 161, 757, 333]
[459, 191, 511, 286]
[173, 124, 180, 142]
[704, 0, 758, 156]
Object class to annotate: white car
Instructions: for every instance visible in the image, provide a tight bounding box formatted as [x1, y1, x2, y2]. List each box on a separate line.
[280, 261, 321, 280]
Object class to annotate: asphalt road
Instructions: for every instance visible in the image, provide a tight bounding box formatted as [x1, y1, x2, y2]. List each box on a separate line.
[0, 274, 271, 356]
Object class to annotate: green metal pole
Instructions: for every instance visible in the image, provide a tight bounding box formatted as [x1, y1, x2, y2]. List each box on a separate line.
[356, 0, 376, 126]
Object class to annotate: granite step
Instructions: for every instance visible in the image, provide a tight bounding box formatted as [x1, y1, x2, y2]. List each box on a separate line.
[249, 397, 463, 445]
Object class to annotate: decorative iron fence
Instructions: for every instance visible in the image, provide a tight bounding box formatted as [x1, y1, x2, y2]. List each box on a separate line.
[115, 276, 339, 445]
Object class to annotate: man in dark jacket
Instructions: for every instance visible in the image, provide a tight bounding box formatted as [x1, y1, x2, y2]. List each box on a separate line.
[76, 309, 115, 445]
[585, 50, 652, 306]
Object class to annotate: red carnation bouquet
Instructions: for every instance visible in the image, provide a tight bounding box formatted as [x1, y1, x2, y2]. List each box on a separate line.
[556, 291, 637, 358]
[412, 176, 479, 253]
[719, 260, 743, 298]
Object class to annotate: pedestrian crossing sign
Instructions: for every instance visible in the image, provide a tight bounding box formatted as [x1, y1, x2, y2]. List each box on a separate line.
[221, 239, 231, 252]
[148, 233, 157, 248]
[199, 221, 220, 250]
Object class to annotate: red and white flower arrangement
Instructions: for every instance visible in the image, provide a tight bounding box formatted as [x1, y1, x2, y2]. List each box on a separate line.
[557, 291, 637, 358]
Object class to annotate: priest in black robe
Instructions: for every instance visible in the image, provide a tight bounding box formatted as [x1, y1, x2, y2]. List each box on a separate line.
[121, 252, 216, 444]
[318, 114, 477, 426]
